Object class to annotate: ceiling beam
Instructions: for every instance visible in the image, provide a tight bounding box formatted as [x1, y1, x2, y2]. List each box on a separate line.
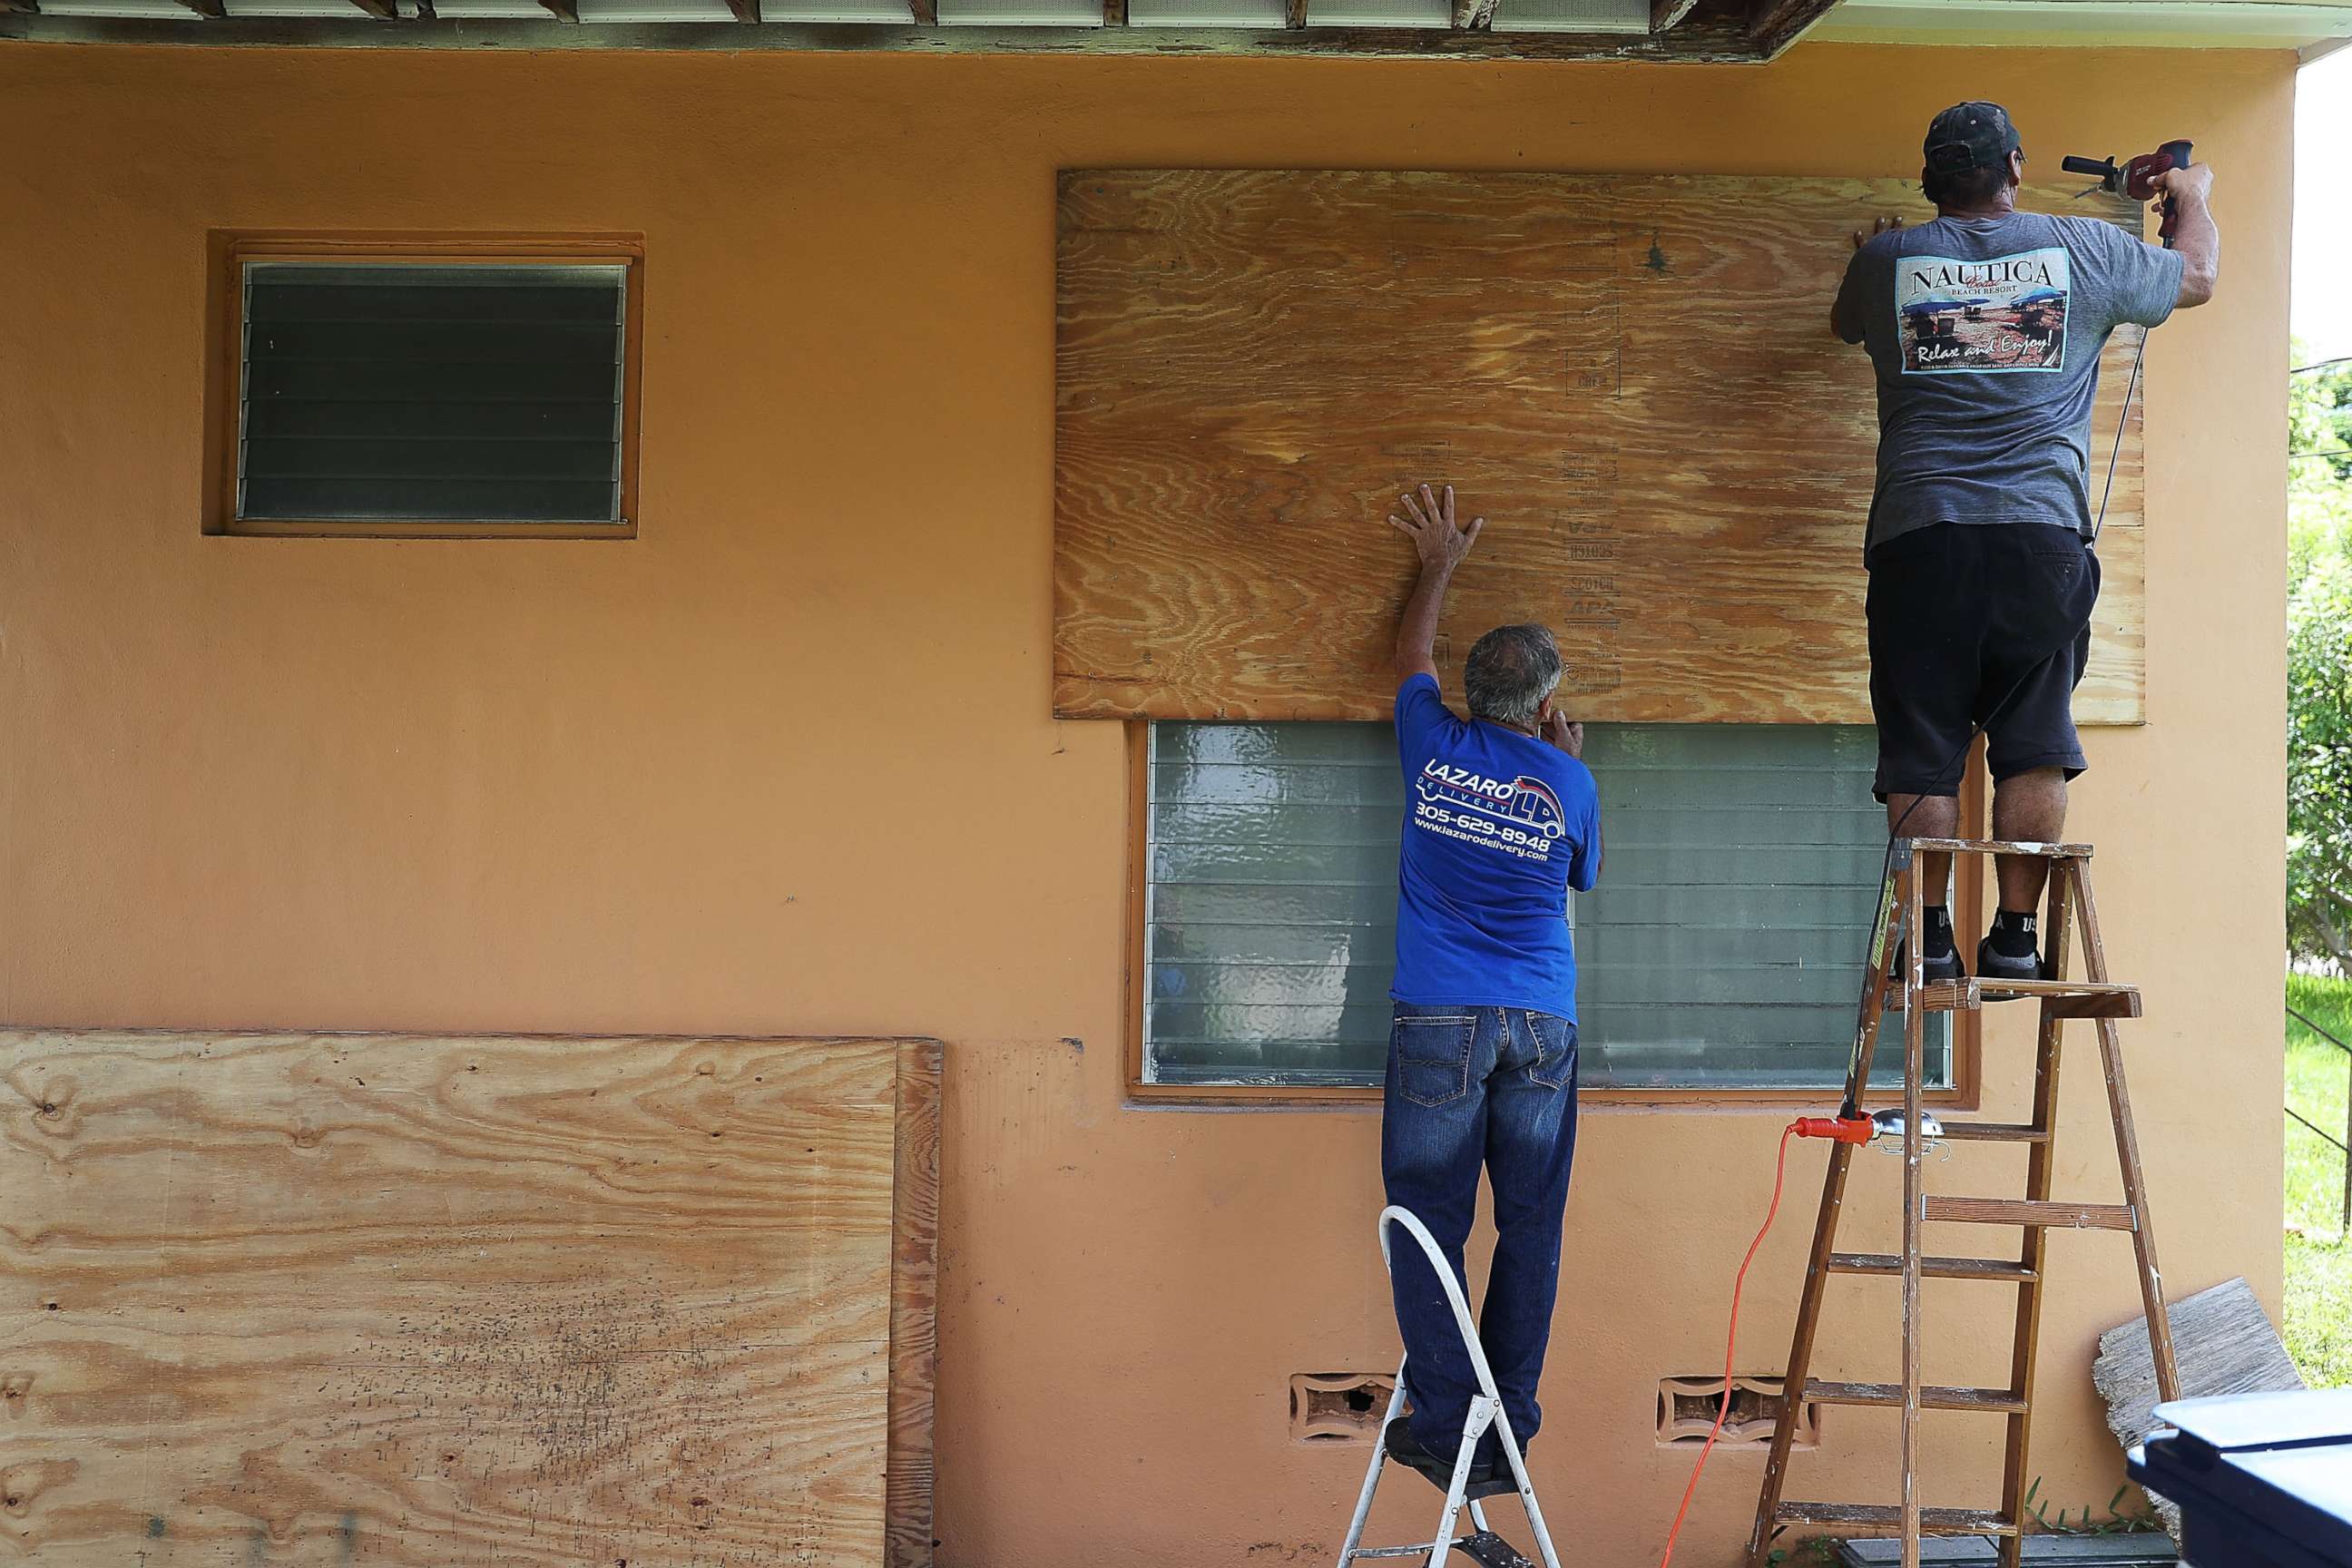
[1651, 0, 1698, 28]
[1748, 0, 1840, 53]
[0, 9, 1763, 53]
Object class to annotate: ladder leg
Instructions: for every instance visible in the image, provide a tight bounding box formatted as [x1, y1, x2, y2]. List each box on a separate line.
[1899, 856, 1926, 1568]
[2065, 861, 2181, 1403]
[1338, 1359, 1413, 1568]
[1425, 1397, 1495, 1568]
[1746, 848, 1911, 1567]
[1995, 866, 2076, 1568]
[1485, 1403, 1563, 1568]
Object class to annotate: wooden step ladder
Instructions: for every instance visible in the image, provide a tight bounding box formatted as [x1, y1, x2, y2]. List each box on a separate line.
[1744, 838, 2180, 1568]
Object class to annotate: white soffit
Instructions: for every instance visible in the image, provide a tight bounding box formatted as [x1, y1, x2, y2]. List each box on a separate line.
[936, 0, 1102, 22]
[578, 0, 735, 19]
[38, 0, 203, 16]
[1814, 0, 2352, 48]
[760, 0, 904, 18]
[1127, 0, 1285, 24]
[1307, 0, 1449, 26]
[1489, 0, 1646, 32]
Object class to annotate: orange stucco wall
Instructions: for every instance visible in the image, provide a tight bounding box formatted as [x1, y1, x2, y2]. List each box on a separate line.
[0, 37, 2290, 1565]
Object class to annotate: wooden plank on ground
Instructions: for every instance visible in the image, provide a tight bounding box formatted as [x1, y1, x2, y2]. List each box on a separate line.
[1055, 170, 2148, 725]
[0, 1027, 940, 1568]
[2092, 1275, 2303, 1532]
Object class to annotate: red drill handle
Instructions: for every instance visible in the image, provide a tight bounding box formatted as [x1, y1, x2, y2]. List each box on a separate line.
[1791, 1115, 1877, 1144]
[2124, 140, 2195, 246]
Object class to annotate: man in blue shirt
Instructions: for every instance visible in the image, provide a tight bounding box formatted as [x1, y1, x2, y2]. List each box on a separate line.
[1379, 483, 1602, 1497]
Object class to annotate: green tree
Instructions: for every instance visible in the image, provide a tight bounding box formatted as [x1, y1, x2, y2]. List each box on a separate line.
[2291, 342, 2352, 973]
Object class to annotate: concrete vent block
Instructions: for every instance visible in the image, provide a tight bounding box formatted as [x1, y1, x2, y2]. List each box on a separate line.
[1290, 1372, 1394, 1442]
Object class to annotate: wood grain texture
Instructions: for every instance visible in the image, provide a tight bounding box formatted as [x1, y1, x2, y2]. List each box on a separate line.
[1055, 170, 2148, 725]
[1, 1028, 941, 1568]
[885, 1040, 939, 1568]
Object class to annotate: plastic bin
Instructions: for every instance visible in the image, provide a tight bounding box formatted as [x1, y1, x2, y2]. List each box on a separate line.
[2128, 1388, 2352, 1568]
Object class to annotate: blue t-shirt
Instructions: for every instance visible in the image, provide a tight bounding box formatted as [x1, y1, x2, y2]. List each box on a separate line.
[1389, 674, 1602, 1021]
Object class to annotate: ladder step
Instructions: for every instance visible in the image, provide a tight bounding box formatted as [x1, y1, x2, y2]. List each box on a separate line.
[1776, 1502, 2020, 1536]
[1805, 1380, 2027, 1413]
[1934, 1121, 2050, 1143]
[1905, 838, 2090, 859]
[1828, 1252, 2038, 1282]
[1925, 1197, 2137, 1230]
[1909, 978, 2141, 1018]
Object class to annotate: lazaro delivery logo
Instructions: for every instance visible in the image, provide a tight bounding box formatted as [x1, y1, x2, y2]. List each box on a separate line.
[1413, 760, 1564, 861]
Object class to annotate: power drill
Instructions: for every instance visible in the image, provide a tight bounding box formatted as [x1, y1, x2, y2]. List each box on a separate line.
[2063, 140, 2195, 247]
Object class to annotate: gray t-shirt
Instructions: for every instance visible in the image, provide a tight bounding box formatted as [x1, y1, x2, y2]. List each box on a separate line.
[1834, 210, 2183, 552]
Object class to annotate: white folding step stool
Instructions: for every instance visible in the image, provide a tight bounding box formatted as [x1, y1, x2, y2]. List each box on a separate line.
[1338, 1206, 1566, 1568]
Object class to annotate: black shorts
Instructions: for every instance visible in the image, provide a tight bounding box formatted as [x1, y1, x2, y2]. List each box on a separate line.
[1865, 522, 2102, 802]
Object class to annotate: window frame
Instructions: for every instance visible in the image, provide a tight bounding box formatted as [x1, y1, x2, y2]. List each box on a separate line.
[204, 231, 645, 540]
[1122, 720, 1985, 1110]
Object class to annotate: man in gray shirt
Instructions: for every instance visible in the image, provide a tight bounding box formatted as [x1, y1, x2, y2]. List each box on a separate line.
[1832, 102, 2218, 983]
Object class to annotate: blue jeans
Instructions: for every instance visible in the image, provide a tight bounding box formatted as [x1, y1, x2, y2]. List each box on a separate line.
[1383, 1002, 1580, 1461]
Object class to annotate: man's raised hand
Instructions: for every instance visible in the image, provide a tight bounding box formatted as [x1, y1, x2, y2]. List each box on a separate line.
[1852, 213, 1905, 251]
[1543, 710, 1583, 760]
[1390, 483, 1484, 576]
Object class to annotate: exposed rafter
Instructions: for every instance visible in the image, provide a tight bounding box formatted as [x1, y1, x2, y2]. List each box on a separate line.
[908, 0, 936, 21]
[346, 0, 398, 17]
[0, 9, 1767, 53]
[0, 0, 39, 14]
[1102, 0, 1123, 17]
[1449, 0, 1494, 26]
[1747, 0, 1841, 54]
[173, 0, 226, 16]
[536, 0, 578, 17]
[1650, 0, 1698, 29]
[725, 0, 758, 18]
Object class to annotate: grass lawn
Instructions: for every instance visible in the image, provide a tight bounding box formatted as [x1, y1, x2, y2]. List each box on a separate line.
[2286, 973, 2352, 1388]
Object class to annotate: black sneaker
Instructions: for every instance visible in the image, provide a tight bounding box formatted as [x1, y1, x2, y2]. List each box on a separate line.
[1977, 913, 2044, 988]
[1895, 908, 1964, 984]
[1386, 1418, 1524, 1498]
[1385, 1417, 1471, 1494]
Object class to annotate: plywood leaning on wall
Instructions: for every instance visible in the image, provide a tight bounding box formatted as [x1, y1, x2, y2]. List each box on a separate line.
[1055, 170, 2148, 724]
[0, 1029, 941, 1568]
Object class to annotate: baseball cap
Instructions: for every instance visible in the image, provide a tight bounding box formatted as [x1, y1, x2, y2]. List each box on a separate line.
[1924, 102, 2023, 176]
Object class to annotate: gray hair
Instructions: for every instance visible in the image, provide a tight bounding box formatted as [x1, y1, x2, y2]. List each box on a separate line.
[1464, 623, 1562, 728]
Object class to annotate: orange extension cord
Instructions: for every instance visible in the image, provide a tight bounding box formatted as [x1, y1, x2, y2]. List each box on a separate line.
[1657, 1122, 1800, 1568]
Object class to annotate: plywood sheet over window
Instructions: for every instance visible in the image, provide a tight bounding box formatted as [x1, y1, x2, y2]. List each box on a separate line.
[1054, 171, 2147, 725]
[1, 1028, 939, 1568]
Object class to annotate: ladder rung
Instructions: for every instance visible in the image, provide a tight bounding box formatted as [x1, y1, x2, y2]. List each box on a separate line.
[1925, 1197, 2137, 1230]
[1904, 838, 2090, 859]
[1778, 1502, 2021, 1536]
[1828, 1252, 2038, 1282]
[1805, 1380, 2027, 1413]
[1934, 1121, 2051, 1143]
[1908, 978, 2141, 1017]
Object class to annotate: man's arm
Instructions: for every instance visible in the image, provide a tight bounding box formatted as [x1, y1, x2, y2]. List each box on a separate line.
[1541, 710, 1602, 887]
[1389, 483, 1483, 685]
[2156, 163, 2219, 309]
[1830, 215, 1902, 340]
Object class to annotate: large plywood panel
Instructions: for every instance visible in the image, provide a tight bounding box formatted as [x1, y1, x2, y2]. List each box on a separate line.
[1055, 170, 2147, 724]
[0, 1029, 940, 1568]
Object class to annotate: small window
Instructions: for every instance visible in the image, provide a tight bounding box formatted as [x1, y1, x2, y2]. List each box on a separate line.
[1133, 720, 1955, 1096]
[214, 243, 639, 537]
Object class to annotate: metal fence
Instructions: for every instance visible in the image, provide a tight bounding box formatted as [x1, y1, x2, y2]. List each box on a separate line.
[2288, 1004, 2352, 1233]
